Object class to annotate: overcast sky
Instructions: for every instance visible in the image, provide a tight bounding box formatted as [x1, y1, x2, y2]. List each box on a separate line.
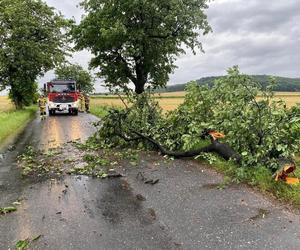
[40, 0, 300, 92]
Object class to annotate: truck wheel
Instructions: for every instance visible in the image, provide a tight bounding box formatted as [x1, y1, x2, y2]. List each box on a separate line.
[73, 109, 78, 116]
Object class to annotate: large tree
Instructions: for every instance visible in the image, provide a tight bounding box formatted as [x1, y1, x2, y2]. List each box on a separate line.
[0, 0, 71, 108]
[72, 0, 211, 94]
[55, 64, 95, 93]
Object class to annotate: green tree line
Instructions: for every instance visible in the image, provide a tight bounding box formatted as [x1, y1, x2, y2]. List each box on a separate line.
[159, 75, 300, 93]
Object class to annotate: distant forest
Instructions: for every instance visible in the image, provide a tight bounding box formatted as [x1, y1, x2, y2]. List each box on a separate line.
[159, 75, 300, 92]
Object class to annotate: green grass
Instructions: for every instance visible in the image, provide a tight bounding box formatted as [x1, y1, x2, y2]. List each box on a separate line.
[203, 156, 300, 208]
[90, 105, 111, 118]
[0, 106, 37, 144]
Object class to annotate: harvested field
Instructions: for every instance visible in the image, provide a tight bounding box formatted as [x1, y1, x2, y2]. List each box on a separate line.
[154, 91, 186, 97]
[257, 94, 300, 108]
[91, 92, 300, 111]
[91, 96, 184, 111]
[1, 91, 299, 113]
[0, 96, 14, 112]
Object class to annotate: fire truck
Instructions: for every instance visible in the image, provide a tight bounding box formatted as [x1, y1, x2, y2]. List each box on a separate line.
[44, 80, 80, 116]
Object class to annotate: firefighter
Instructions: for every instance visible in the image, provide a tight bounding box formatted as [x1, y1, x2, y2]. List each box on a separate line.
[84, 94, 90, 113]
[38, 94, 47, 120]
[79, 93, 85, 112]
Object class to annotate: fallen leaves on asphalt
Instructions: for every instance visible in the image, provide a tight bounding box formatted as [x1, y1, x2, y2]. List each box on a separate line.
[16, 235, 42, 250]
[0, 206, 17, 215]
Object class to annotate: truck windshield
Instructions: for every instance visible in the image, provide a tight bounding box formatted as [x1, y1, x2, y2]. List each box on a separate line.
[49, 83, 75, 93]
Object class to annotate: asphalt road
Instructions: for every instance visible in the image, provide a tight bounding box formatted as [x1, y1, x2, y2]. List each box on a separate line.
[1, 113, 300, 250]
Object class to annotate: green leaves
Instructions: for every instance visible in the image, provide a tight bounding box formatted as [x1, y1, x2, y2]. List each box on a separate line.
[175, 66, 300, 169]
[0, 206, 17, 215]
[16, 239, 30, 250]
[16, 235, 42, 250]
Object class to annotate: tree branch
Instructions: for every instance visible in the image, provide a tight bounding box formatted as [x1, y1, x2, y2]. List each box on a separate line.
[114, 51, 137, 84]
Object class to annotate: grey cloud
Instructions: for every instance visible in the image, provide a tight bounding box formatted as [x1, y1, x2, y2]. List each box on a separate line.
[169, 0, 300, 84]
[208, 0, 300, 34]
[35, 0, 300, 89]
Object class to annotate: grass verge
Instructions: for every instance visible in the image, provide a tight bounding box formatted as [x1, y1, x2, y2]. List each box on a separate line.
[0, 106, 37, 144]
[203, 156, 300, 208]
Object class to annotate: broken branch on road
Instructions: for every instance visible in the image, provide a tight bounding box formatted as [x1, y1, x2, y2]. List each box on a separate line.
[136, 172, 159, 185]
[117, 129, 241, 164]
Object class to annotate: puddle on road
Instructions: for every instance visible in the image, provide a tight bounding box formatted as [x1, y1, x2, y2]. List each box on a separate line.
[99, 178, 157, 226]
[38, 114, 98, 151]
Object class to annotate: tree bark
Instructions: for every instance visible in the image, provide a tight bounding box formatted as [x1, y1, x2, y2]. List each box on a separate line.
[135, 83, 145, 94]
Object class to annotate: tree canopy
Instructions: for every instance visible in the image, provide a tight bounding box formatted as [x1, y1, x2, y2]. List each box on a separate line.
[55, 64, 95, 93]
[72, 0, 211, 94]
[0, 0, 71, 108]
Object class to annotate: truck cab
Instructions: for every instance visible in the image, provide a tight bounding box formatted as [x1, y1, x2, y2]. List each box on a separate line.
[45, 80, 80, 116]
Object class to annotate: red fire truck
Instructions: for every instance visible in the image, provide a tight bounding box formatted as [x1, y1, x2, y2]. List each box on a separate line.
[45, 80, 80, 116]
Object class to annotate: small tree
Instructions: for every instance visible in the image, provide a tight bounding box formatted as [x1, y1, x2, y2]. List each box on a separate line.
[55, 64, 94, 93]
[0, 0, 71, 108]
[72, 0, 211, 94]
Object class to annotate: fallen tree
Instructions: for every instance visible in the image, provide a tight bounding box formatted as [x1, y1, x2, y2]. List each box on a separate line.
[93, 67, 300, 171]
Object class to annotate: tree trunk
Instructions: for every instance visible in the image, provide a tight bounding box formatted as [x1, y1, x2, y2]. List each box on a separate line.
[131, 131, 242, 163]
[134, 60, 147, 94]
[10, 84, 24, 110]
[135, 83, 145, 94]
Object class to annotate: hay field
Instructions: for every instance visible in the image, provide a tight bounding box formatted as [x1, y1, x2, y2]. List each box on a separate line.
[91, 96, 184, 111]
[91, 92, 300, 111]
[272, 92, 300, 96]
[154, 91, 186, 97]
[257, 93, 300, 108]
[91, 98, 128, 108]
[0, 96, 14, 112]
[1, 91, 299, 113]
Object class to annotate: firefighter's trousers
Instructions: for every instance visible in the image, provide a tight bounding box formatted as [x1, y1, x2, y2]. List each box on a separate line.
[40, 106, 46, 119]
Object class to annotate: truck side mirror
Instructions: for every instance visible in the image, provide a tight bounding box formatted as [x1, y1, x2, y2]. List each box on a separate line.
[43, 84, 46, 94]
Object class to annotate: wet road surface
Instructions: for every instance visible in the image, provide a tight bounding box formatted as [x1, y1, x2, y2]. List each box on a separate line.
[1, 113, 300, 249]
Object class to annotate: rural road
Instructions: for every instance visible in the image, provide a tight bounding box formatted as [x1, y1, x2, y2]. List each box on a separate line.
[1, 113, 300, 249]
